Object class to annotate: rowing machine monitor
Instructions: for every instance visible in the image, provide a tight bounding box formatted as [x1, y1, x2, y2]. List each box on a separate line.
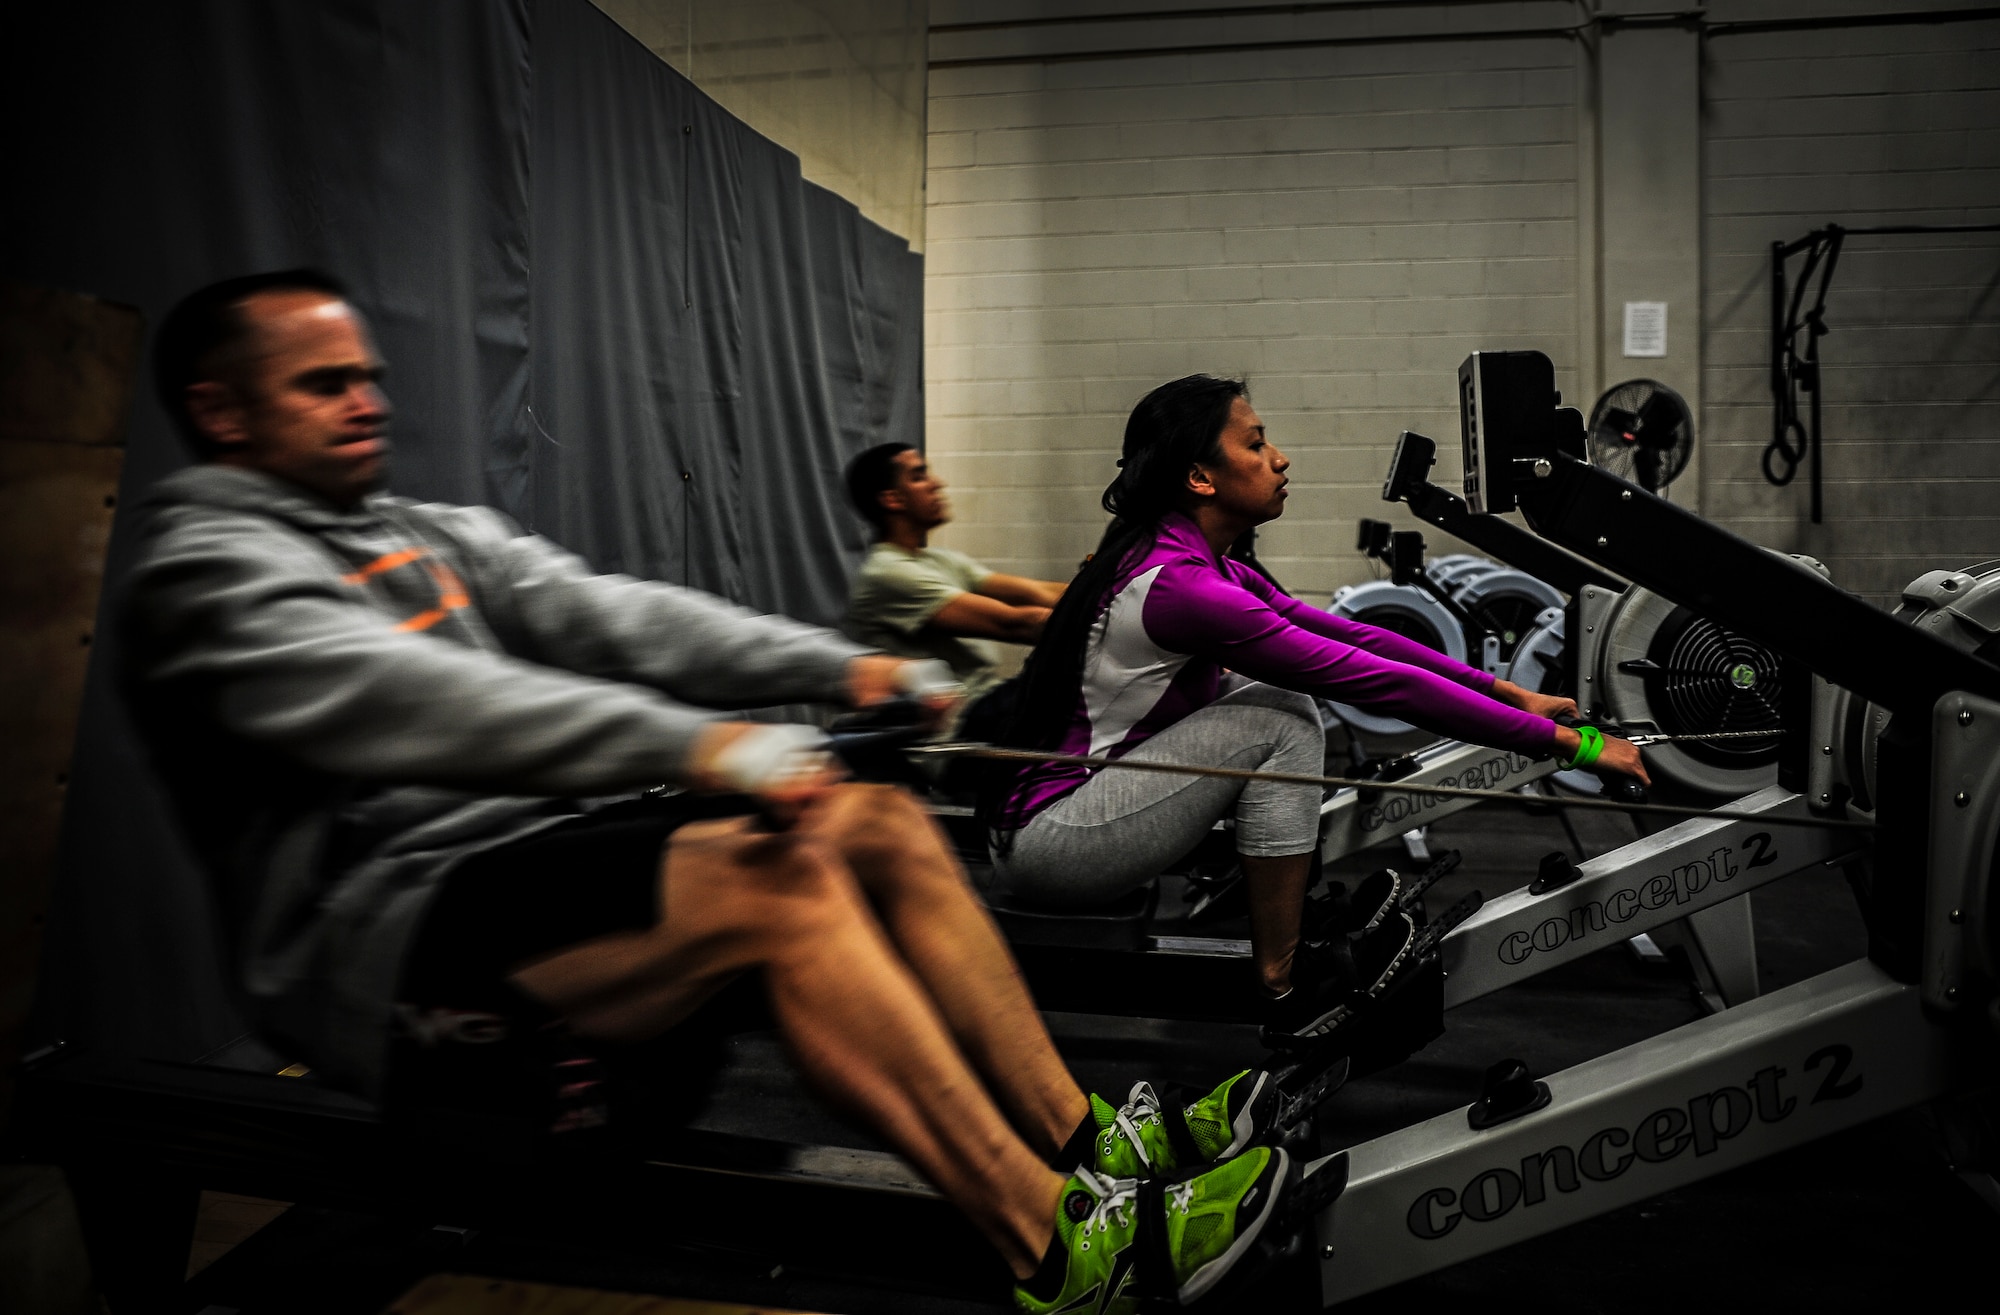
[1354, 520, 1440, 603]
[1382, 428, 1622, 596]
[1383, 431, 1438, 503]
[1457, 350, 1586, 514]
[1374, 529, 1487, 639]
[1388, 532, 1427, 587]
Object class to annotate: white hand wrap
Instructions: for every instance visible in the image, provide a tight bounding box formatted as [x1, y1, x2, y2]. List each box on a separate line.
[707, 723, 834, 794]
[895, 658, 963, 702]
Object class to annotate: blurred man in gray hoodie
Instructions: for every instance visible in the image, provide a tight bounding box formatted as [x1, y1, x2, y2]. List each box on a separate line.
[127, 274, 1298, 1301]
[122, 272, 1134, 1279]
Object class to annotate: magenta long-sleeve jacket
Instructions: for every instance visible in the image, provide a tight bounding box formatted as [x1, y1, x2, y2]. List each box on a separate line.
[1001, 512, 1559, 827]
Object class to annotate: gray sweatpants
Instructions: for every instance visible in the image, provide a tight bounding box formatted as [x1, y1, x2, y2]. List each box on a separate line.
[993, 680, 1324, 908]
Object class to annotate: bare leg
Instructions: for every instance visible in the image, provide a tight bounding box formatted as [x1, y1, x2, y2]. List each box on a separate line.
[512, 818, 1064, 1276]
[1242, 851, 1314, 995]
[804, 785, 1087, 1156]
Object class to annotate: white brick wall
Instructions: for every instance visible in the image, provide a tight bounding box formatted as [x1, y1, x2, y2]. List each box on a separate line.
[927, 6, 2000, 608]
[1702, 18, 2000, 603]
[593, 1, 928, 247]
[926, 36, 1586, 597]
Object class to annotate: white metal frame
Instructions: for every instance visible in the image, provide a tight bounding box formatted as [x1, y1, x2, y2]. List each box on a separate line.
[1308, 690, 1997, 1307]
[1160, 759, 1813, 1013]
[1318, 737, 1556, 863]
[1311, 958, 1958, 1304]
[1440, 785, 1862, 1009]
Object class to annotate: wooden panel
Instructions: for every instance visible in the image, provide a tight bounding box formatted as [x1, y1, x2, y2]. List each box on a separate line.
[0, 1164, 99, 1315]
[0, 282, 143, 448]
[0, 280, 142, 1121]
[388, 1273, 827, 1315]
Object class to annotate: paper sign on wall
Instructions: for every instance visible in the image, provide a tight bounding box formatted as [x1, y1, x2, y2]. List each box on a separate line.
[1623, 301, 1667, 358]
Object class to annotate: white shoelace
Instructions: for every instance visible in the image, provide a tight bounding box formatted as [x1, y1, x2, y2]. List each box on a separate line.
[1109, 1081, 1164, 1170]
[1070, 1169, 1140, 1252]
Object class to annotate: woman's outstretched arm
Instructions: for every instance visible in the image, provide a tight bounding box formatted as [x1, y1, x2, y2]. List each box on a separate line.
[1143, 563, 1558, 756]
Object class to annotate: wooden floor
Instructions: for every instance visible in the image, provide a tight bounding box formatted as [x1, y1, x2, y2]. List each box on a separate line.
[188, 1191, 292, 1278]
[388, 1274, 821, 1315]
[188, 1204, 827, 1314]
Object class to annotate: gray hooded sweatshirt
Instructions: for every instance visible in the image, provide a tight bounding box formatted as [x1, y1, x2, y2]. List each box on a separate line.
[121, 465, 868, 1098]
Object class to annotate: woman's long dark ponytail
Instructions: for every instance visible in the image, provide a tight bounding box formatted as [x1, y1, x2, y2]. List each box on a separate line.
[980, 374, 1246, 834]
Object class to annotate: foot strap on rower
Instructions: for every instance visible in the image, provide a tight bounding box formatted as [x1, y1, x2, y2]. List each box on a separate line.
[1263, 893, 1480, 1060]
[1156, 1090, 1204, 1165]
[1398, 848, 1462, 912]
[1271, 1054, 1351, 1136]
[1051, 1107, 1097, 1173]
[1135, 1177, 1176, 1303]
[1407, 890, 1482, 961]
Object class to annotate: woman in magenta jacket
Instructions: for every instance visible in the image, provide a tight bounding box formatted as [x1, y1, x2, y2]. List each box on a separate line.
[987, 375, 1647, 1035]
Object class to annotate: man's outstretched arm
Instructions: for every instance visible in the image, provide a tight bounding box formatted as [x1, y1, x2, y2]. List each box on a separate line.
[128, 512, 860, 796]
[922, 570, 1065, 643]
[929, 590, 1051, 644]
[420, 503, 872, 709]
[975, 572, 1065, 609]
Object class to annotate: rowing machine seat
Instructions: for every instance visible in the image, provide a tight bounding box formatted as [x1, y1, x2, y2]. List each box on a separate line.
[984, 882, 1159, 952]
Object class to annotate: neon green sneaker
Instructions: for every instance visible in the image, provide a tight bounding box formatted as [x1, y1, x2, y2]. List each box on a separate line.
[1014, 1148, 1290, 1314]
[1092, 1071, 1278, 1180]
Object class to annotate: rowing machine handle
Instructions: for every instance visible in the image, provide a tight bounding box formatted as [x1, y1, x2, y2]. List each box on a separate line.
[828, 697, 931, 786]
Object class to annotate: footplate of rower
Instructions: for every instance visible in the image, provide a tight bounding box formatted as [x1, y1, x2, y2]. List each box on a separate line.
[1266, 953, 1448, 1136]
[1267, 888, 1475, 1082]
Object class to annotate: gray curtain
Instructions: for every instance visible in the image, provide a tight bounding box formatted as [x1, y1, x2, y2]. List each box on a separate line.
[2, 0, 922, 1064]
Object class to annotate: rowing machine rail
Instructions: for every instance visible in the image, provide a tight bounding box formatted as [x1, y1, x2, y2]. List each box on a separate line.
[1318, 737, 1556, 862]
[1439, 785, 1861, 1008]
[1460, 353, 2000, 721]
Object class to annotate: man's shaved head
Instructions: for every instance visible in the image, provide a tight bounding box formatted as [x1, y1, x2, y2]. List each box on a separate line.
[156, 271, 393, 507]
[154, 269, 353, 457]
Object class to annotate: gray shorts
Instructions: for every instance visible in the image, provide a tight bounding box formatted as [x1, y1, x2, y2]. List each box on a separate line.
[992, 680, 1323, 908]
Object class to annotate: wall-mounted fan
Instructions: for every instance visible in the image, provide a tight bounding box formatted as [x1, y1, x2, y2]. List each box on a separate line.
[1588, 379, 1693, 493]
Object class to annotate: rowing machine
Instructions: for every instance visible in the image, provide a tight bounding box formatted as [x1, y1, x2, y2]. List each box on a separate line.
[1294, 350, 2000, 1305]
[961, 547, 1979, 1060]
[1386, 428, 1798, 807]
[1382, 428, 1852, 1006]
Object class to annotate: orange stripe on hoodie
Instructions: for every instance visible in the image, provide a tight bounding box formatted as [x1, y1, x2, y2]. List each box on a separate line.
[394, 558, 473, 632]
[340, 547, 427, 585]
[343, 547, 471, 632]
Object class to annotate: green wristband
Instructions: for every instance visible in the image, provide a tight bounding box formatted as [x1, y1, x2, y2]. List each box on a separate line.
[1564, 724, 1604, 770]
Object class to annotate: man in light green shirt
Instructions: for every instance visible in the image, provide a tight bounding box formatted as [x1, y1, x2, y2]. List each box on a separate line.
[843, 443, 1065, 722]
